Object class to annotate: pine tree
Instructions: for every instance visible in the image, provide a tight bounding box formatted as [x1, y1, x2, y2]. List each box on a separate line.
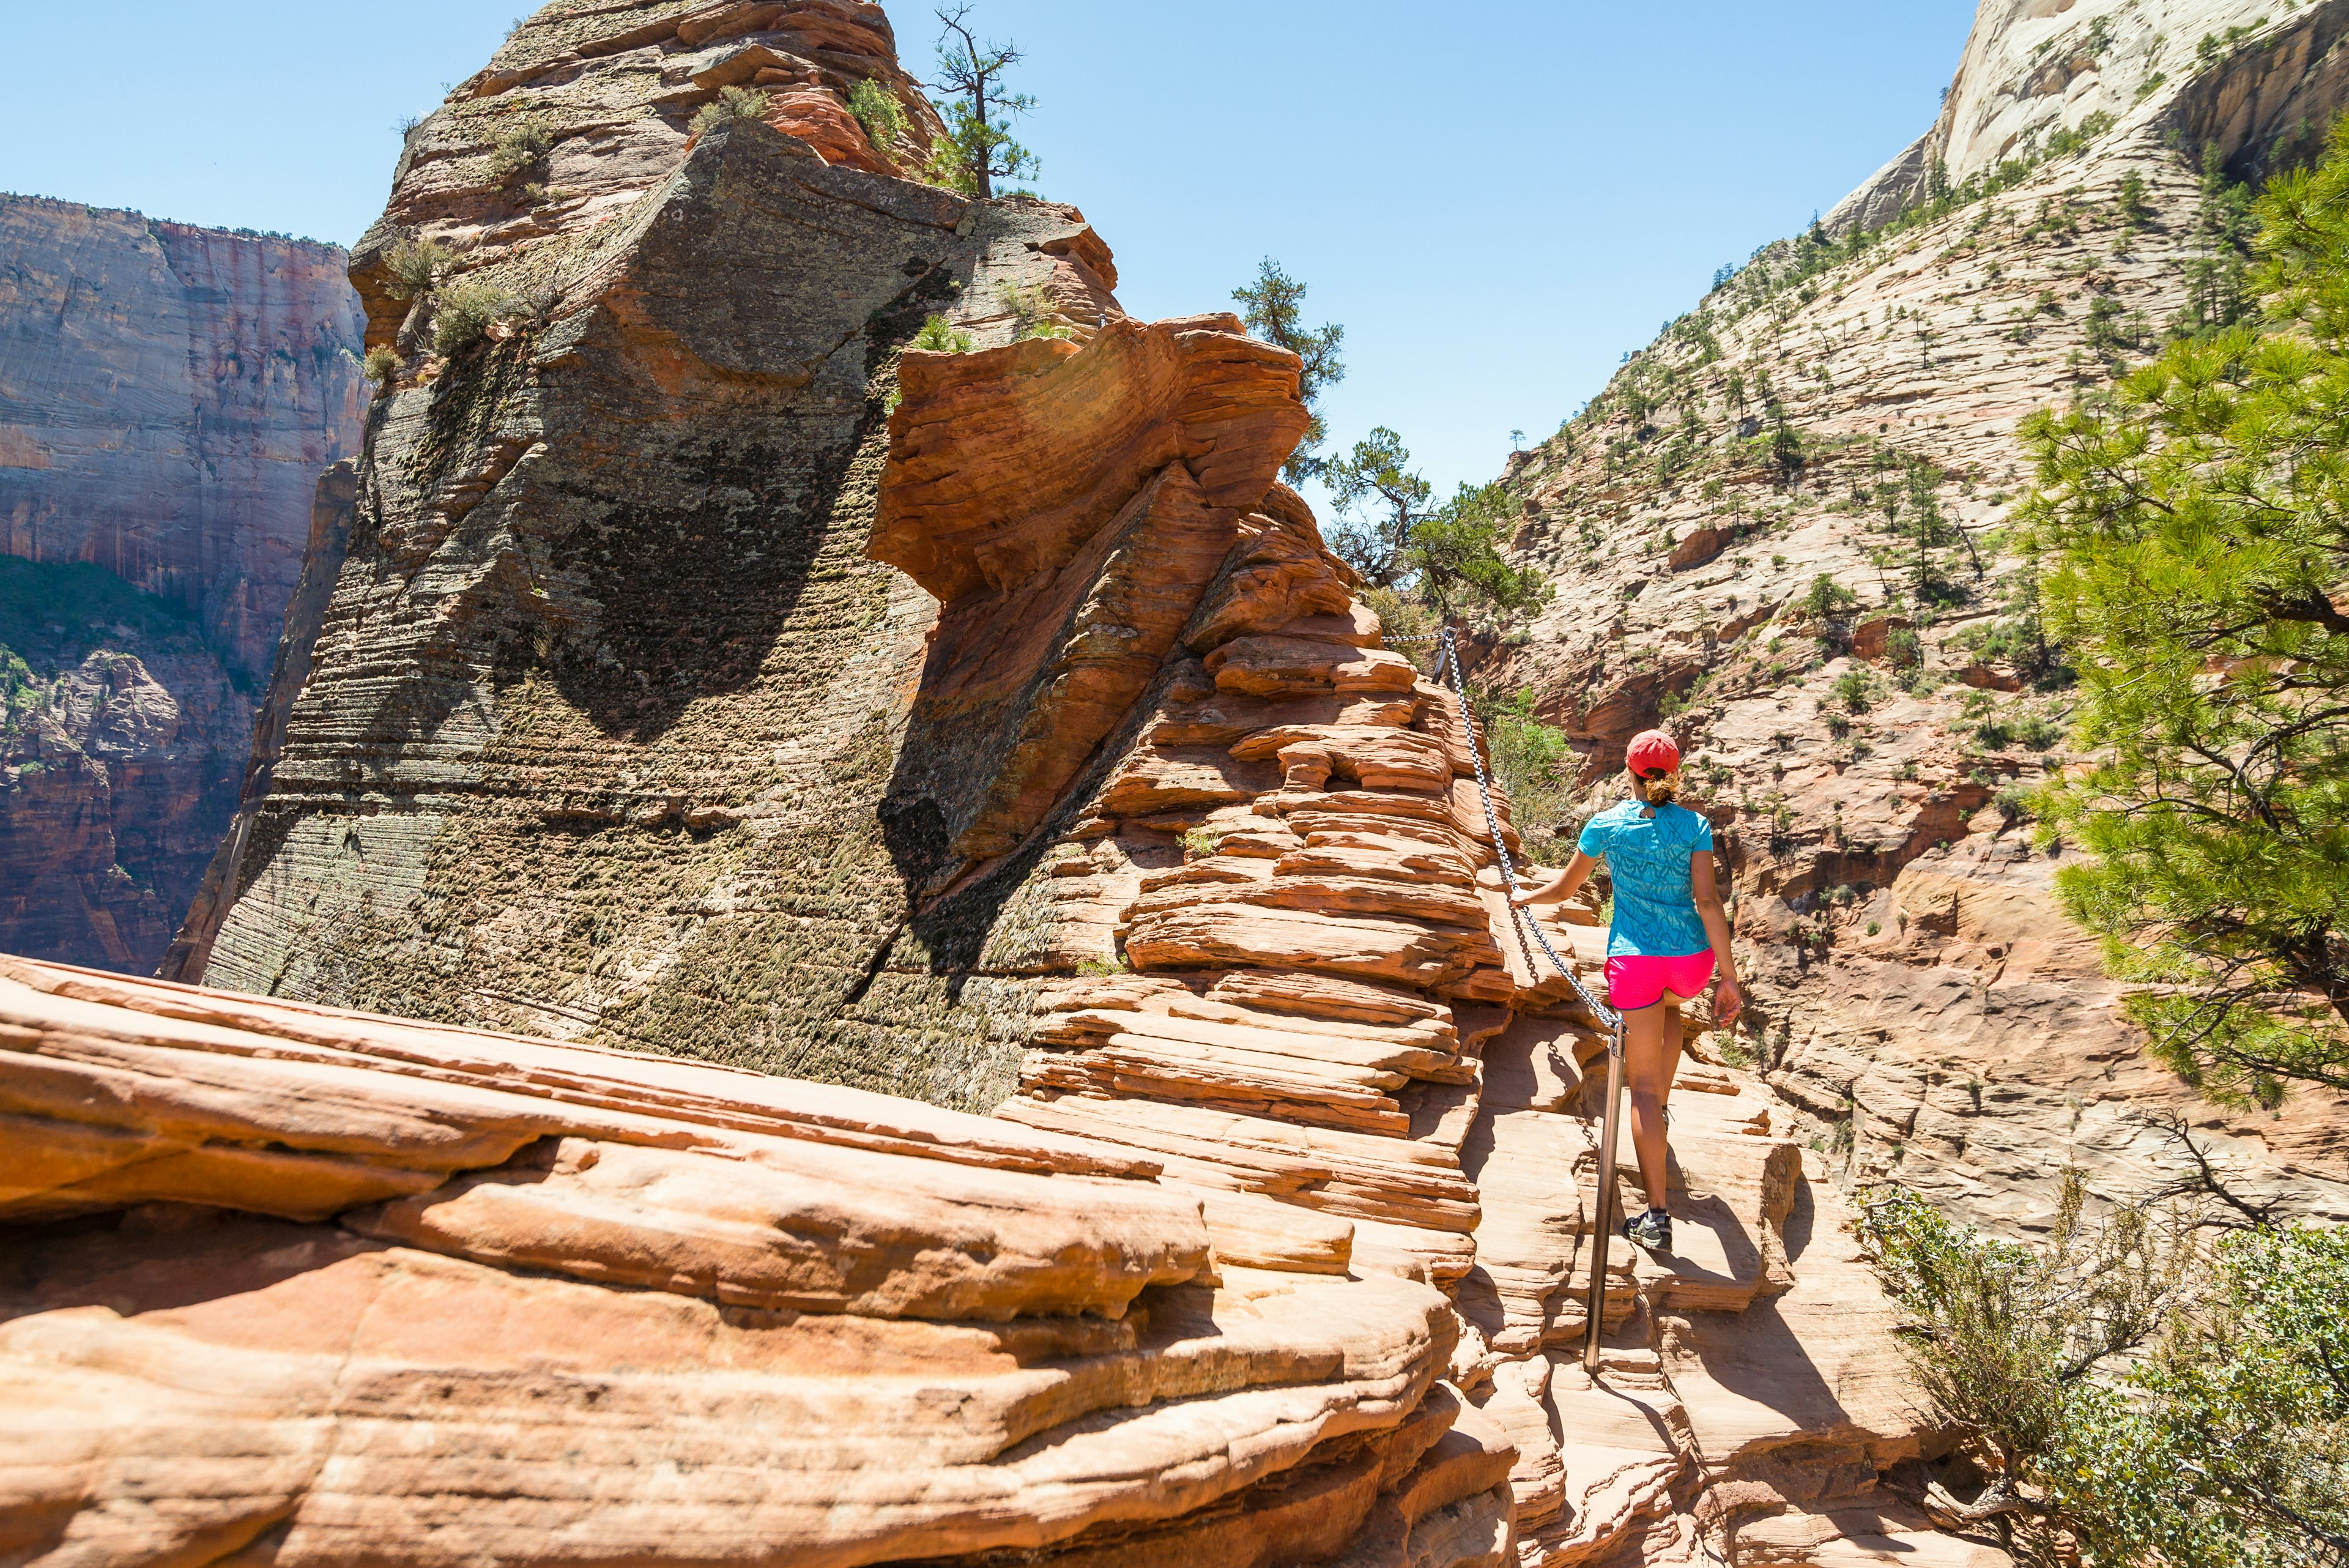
[924, 6, 1036, 198]
[1324, 428, 1548, 621]
[2022, 120, 2349, 1107]
[1230, 259, 1345, 483]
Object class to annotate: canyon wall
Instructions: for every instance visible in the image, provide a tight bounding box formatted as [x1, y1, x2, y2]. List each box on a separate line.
[1488, 0, 2349, 1233]
[0, 197, 366, 973]
[0, 196, 368, 683]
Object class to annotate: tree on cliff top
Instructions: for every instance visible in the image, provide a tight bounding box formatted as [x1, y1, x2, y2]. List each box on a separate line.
[926, 6, 1037, 198]
[1324, 427, 1549, 623]
[1231, 259, 1346, 483]
[2021, 117, 2349, 1110]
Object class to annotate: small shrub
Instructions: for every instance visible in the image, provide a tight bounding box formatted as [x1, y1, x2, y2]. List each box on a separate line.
[1182, 825, 1220, 860]
[1994, 783, 2037, 823]
[362, 345, 398, 385]
[2014, 714, 2065, 752]
[431, 277, 514, 356]
[997, 280, 1071, 341]
[1885, 626, 1923, 668]
[1481, 688, 1572, 861]
[691, 86, 768, 138]
[488, 115, 554, 183]
[847, 77, 906, 158]
[1830, 667, 1877, 713]
[382, 237, 455, 300]
[1803, 573, 1858, 621]
[1365, 587, 1438, 664]
[912, 314, 974, 353]
[1866, 919, 1882, 935]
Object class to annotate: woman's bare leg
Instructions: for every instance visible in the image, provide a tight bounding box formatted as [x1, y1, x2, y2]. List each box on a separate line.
[1623, 1001, 1682, 1213]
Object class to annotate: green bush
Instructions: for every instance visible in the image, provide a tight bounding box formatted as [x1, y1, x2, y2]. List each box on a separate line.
[1887, 626, 1923, 667]
[847, 77, 906, 158]
[431, 278, 514, 356]
[382, 237, 455, 300]
[1482, 688, 1572, 860]
[996, 280, 1071, 341]
[1803, 573, 1859, 621]
[1864, 1180, 2349, 1564]
[911, 314, 973, 353]
[362, 345, 398, 385]
[691, 86, 768, 138]
[2013, 715, 2065, 752]
[1830, 667, 1877, 714]
[488, 114, 554, 182]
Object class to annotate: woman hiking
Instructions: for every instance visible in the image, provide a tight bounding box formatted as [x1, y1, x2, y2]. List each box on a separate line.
[1512, 728, 1742, 1252]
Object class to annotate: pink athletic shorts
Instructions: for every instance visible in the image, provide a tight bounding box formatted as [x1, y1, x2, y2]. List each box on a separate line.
[1605, 951, 1717, 1010]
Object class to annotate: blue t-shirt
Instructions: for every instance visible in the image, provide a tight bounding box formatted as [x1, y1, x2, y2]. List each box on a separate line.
[1577, 800, 1715, 958]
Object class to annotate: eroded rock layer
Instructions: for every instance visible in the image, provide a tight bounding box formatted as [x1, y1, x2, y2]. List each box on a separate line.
[184, 1, 1133, 1101]
[0, 956, 1502, 1568]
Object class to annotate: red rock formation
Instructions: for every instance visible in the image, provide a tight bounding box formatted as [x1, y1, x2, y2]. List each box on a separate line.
[0, 561, 249, 973]
[875, 316, 1310, 875]
[0, 956, 1504, 1567]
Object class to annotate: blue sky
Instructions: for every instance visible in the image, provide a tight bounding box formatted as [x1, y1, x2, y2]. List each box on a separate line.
[1, 1, 1975, 502]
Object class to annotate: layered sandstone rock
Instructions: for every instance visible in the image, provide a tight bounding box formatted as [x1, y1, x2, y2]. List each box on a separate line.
[182, 1, 1148, 1103]
[1830, 0, 2349, 233]
[0, 198, 365, 973]
[1486, 0, 2349, 1231]
[0, 956, 1500, 1568]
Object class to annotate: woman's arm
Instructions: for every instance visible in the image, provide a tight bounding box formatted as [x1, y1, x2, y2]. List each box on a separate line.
[1511, 852, 1597, 907]
[1689, 850, 1743, 1024]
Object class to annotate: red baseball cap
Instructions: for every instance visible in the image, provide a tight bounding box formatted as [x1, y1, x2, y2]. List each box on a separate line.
[1625, 729, 1681, 779]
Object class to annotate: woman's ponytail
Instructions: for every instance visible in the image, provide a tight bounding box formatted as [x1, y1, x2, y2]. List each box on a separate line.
[1638, 772, 1680, 806]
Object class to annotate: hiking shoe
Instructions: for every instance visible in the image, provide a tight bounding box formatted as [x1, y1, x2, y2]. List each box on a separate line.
[1622, 1207, 1672, 1251]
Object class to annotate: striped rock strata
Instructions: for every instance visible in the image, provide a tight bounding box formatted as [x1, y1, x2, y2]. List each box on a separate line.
[0, 955, 1501, 1567]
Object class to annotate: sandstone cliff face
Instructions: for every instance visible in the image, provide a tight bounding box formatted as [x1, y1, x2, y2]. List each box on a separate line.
[0, 196, 366, 973]
[1829, 0, 2349, 231]
[188, 1, 1124, 1094]
[1487, 0, 2349, 1233]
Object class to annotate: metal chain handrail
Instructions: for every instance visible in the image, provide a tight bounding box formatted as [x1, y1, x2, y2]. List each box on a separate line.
[1430, 627, 1620, 1036]
[1429, 623, 1630, 1376]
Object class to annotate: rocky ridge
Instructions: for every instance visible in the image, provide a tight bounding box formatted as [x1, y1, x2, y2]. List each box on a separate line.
[0, 956, 1493, 1568]
[1484, 0, 2349, 1232]
[112, 1, 2005, 1561]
